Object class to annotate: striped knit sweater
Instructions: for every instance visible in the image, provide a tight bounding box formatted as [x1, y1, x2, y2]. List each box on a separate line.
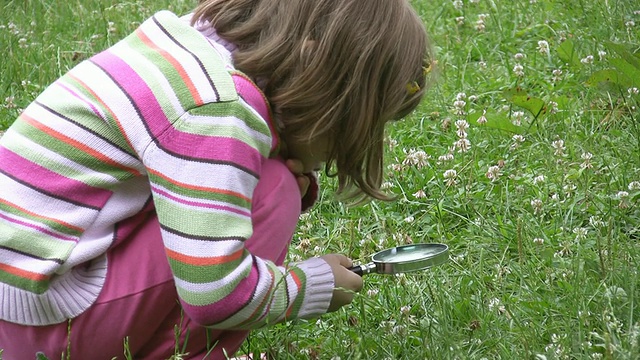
[0, 11, 333, 327]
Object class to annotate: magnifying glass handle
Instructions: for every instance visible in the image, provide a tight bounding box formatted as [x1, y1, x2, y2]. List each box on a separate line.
[348, 263, 376, 276]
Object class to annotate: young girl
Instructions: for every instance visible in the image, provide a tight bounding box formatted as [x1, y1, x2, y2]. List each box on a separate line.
[0, 0, 432, 358]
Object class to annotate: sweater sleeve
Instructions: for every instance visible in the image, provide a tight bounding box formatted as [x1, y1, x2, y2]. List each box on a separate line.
[140, 103, 334, 329]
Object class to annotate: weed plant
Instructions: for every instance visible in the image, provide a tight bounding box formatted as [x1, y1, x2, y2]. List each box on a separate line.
[1, 0, 639, 359]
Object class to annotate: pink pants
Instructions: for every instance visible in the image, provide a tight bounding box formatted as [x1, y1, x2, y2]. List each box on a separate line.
[0, 159, 301, 359]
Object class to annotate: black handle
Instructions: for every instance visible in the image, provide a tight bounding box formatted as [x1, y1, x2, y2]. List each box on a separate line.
[348, 265, 364, 277]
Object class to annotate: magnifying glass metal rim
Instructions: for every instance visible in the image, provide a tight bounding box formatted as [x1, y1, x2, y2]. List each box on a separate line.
[349, 243, 449, 276]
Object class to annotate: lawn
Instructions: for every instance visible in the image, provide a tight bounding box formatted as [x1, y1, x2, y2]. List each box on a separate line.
[1, 0, 639, 359]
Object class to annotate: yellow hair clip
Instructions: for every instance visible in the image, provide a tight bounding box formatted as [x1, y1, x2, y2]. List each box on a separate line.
[407, 60, 435, 95]
[423, 65, 431, 76]
[407, 81, 420, 95]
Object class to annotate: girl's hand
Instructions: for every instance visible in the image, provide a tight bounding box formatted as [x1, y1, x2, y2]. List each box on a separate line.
[320, 254, 364, 312]
[285, 158, 311, 197]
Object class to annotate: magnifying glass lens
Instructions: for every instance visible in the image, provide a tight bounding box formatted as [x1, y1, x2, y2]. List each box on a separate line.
[377, 245, 443, 263]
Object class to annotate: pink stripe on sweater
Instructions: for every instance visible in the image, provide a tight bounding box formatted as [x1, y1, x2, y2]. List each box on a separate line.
[57, 82, 105, 120]
[180, 261, 260, 325]
[151, 186, 251, 217]
[0, 147, 112, 209]
[232, 74, 278, 154]
[91, 51, 262, 174]
[0, 212, 78, 242]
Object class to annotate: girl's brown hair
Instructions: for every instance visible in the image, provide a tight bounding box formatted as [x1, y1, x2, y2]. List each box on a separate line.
[193, 0, 434, 201]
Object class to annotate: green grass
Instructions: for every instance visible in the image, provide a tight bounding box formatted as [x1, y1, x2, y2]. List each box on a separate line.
[2, 0, 640, 359]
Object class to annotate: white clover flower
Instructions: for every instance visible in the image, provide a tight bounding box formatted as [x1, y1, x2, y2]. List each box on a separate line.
[486, 165, 501, 182]
[455, 138, 471, 152]
[629, 87, 639, 96]
[402, 149, 430, 168]
[580, 55, 594, 65]
[388, 163, 403, 172]
[438, 153, 455, 162]
[477, 109, 488, 124]
[413, 189, 427, 198]
[626, 20, 636, 28]
[367, 288, 380, 296]
[548, 101, 559, 114]
[589, 216, 605, 228]
[453, 100, 466, 115]
[400, 305, 412, 315]
[598, 50, 607, 60]
[533, 174, 545, 185]
[552, 69, 563, 82]
[538, 40, 550, 55]
[531, 199, 544, 214]
[514, 52, 526, 61]
[456, 16, 465, 25]
[629, 181, 640, 190]
[563, 183, 577, 197]
[616, 191, 629, 199]
[441, 117, 452, 131]
[552, 139, 565, 156]
[475, 19, 486, 32]
[107, 21, 117, 34]
[510, 134, 526, 150]
[455, 119, 470, 131]
[4, 96, 17, 109]
[478, 13, 490, 21]
[573, 227, 588, 240]
[533, 238, 545, 245]
[512, 111, 525, 126]
[455, 120, 470, 138]
[513, 63, 524, 77]
[580, 152, 594, 169]
[443, 169, 458, 186]
[488, 298, 501, 310]
[478, 61, 487, 69]
[453, 100, 467, 110]
[456, 92, 467, 101]
[18, 38, 28, 49]
[453, 0, 464, 10]
[380, 181, 394, 190]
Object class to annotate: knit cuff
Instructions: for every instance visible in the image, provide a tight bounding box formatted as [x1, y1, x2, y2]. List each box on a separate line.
[294, 257, 334, 319]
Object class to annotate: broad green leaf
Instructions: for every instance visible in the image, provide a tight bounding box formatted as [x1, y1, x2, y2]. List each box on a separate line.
[557, 39, 581, 67]
[606, 42, 640, 70]
[586, 69, 634, 89]
[467, 111, 524, 134]
[503, 87, 546, 117]
[609, 57, 640, 88]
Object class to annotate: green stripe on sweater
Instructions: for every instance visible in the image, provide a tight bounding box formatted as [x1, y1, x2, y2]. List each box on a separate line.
[149, 171, 252, 209]
[0, 270, 49, 294]
[0, 224, 75, 262]
[175, 265, 251, 306]
[11, 116, 137, 182]
[168, 256, 244, 284]
[154, 197, 252, 239]
[0, 201, 83, 238]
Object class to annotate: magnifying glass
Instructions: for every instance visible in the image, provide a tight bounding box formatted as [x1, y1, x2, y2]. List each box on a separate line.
[348, 243, 449, 276]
